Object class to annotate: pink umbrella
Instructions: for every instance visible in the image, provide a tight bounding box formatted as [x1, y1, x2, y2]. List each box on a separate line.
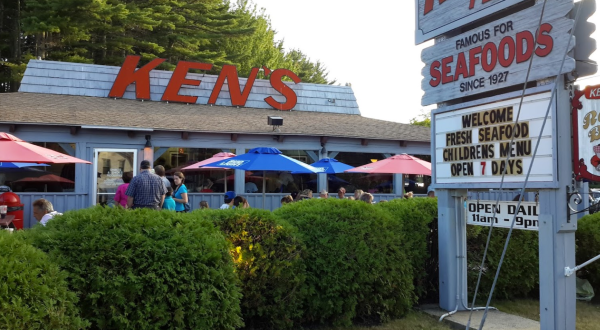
[345, 154, 431, 175]
[0, 132, 91, 164]
[181, 152, 236, 191]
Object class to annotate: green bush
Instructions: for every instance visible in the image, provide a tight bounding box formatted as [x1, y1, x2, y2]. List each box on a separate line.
[466, 225, 539, 299]
[377, 198, 438, 301]
[193, 208, 305, 330]
[25, 207, 242, 330]
[274, 199, 415, 326]
[576, 212, 600, 293]
[0, 231, 88, 330]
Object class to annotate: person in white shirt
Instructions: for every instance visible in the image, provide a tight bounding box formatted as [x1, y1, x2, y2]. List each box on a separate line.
[32, 198, 62, 226]
[319, 190, 329, 199]
[220, 191, 236, 209]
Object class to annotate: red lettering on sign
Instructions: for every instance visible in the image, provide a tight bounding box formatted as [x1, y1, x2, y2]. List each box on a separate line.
[109, 56, 165, 99]
[516, 31, 534, 63]
[481, 42, 497, 72]
[454, 53, 469, 80]
[498, 36, 515, 67]
[209, 65, 259, 106]
[162, 61, 213, 103]
[441, 56, 454, 84]
[265, 69, 301, 111]
[468, 46, 482, 76]
[469, 0, 491, 9]
[430, 61, 442, 87]
[535, 23, 553, 57]
[424, 0, 446, 15]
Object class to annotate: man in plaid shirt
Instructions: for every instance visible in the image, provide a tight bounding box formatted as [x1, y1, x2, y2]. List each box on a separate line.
[126, 160, 167, 210]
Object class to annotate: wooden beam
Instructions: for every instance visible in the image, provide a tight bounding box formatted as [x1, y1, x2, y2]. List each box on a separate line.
[181, 132, 189, 140]
[70, 126, 79, 135]
[320, 136, 329, 144]
[399, 140, 406, 147]
[361, 139, 368, 146]
[127, 131, 136, 138]
[230, 133, 238, 142]
[8, 124, 16, 133]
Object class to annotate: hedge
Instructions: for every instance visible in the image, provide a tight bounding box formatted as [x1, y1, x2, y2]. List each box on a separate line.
[193, 208, 305, 330]
[576, 212, 600, 293]
[25, 207, 242, 330]
[466, 225, 539, 299]
[274, 199, 415, 326]
[0, 231, 88, 330]
[377, 198, 438, 301]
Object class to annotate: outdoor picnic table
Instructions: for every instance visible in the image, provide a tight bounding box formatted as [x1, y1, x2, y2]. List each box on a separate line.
[0, 215, 15, 228]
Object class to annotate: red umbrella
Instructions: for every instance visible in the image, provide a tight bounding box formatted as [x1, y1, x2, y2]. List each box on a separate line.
[0, 133, 91, 164]
[181, 152, 236, 170]
[345, 154, 431, 175]
[181, 153, 236, 191]
[14, 174, 75, 184]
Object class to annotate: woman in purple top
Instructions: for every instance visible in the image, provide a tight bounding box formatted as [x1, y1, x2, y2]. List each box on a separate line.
[114, 171, 133, 208]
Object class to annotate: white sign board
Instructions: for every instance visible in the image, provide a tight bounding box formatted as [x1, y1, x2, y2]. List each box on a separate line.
[434, 92, 555, 186]
[466, 200, 539, 231]
[421, 0, 574, 106]
[573, 85, 600, 182]
[415, 0, 528, 44]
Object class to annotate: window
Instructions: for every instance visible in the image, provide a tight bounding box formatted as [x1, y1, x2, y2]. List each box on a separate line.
[1, 142, 77, 193]
[154, 148, 235, 193]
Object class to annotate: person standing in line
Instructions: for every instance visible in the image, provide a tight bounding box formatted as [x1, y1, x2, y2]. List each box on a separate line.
[199, 201, 209, 209]
[220, 191, 236, 209]
[114, 171, 133, 208]
[233, 196, 249, 208]
[337, 187, 346, 199]
[360, 192, 374, 204]
[163, 187, 176, 210]
[172, 172, 189, 212]
[32, 199, 62, 226]
[319, 190, 329, 199]
[126, 160, 166, 210]
[154, 165, 171, 190]
[427, 188, 435, 198]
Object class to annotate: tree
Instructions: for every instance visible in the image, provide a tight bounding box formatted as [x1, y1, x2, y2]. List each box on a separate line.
[283, 49, 335, 84]
[409, 111, 431, 127]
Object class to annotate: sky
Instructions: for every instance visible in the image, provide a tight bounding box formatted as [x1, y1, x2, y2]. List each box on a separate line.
[251, 0, 600, 124]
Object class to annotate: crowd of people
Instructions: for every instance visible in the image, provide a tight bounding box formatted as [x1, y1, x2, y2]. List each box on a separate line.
[25, 161, 436, 227]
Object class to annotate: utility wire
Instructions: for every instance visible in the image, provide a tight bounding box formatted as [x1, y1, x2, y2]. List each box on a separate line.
[477, 4, 582, 329]
[464, 1, 550, 328]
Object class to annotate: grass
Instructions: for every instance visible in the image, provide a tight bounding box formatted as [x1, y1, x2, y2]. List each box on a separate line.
[492, 299, 600, 330]
[320, 310, 453, 330]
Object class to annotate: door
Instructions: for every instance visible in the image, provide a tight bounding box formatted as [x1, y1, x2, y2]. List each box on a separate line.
[93, 149, 137, 206]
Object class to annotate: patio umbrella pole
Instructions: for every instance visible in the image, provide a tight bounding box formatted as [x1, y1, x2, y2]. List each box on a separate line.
[262, 170, 266, 209]
[224, 171, 227, 192]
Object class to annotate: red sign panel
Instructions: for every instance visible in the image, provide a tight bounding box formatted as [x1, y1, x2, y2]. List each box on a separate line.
[573, 85, 600, 182]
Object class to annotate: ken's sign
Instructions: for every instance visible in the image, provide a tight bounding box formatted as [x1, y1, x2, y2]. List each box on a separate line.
[421, 0, 574, 106]
[573, 84, 600, 182]
[433, 92, 555, 186]
[466, 200, 539, 231]
[415, 0, 528, 44]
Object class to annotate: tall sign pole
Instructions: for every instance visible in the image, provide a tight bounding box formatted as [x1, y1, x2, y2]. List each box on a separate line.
[418, 0, 597, 328]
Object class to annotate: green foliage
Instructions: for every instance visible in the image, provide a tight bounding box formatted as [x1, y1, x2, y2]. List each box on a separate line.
[377, 198, 438, 300]
[409, 112, 431, 127]
[576, 213, 600, 293]
[466, 225, 539, 299]
[275, 199, 415, 326]
[25, 207, 242, 330]
[194, 208, 305, 329]
[0, 231, 88, 330]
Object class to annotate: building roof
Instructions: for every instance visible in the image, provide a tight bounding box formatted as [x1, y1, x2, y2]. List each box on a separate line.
[0, 92, 430, 142]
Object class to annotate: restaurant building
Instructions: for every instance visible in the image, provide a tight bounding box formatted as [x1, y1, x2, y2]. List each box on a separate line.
[0, 58, 430, 227]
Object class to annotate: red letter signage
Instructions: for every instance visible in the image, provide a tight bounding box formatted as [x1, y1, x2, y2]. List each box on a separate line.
[265, 69, 301, 111]
[109, 55, 165, 99]
[162, 61, 213, 103]
[208, 65, 259, 106]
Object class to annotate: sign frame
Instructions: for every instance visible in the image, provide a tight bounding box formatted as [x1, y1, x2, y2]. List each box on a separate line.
[572, 86, 600, 182]
[415, 0, 529, 44]
[431, 84, 559, 190]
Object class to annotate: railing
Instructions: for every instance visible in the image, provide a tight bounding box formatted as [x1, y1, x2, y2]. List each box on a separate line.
[16, 193, 88, 228]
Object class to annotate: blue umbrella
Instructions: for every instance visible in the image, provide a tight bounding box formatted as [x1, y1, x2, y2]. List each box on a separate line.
[293, 158, 354, 174]
[0, 162, 49, 168]
[204, 147, 319, 208]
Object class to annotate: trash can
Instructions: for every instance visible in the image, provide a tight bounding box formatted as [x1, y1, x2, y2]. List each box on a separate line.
[0, 192, 24, 229]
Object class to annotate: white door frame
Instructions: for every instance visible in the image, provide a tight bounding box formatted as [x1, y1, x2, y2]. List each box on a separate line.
[92, 148, 138, 206]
